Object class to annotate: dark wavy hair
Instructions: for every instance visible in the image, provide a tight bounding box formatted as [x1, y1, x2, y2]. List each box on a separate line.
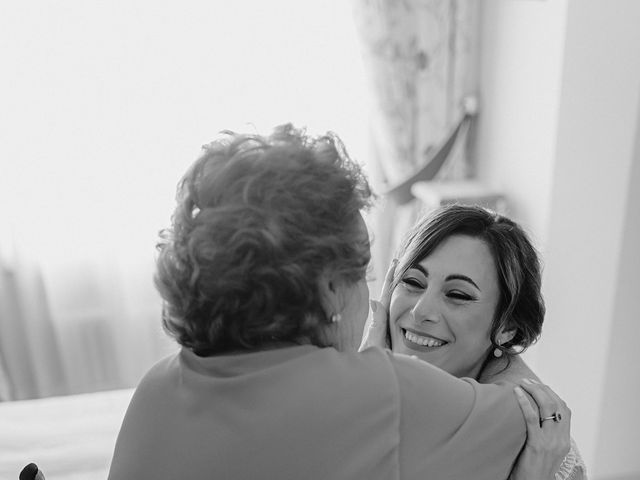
[394, 204, 544, 359]
[155, 124, 373, 355]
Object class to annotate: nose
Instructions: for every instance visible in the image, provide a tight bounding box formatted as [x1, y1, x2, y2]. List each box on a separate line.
[410, 289, 443, 324]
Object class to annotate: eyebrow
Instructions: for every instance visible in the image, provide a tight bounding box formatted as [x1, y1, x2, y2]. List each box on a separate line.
[445, 274, 481, 291]
[408, 265, 481, 291]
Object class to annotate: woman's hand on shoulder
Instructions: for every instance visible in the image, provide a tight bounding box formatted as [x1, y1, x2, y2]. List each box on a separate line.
[359, 259, 396, 351]
[510, 379, 572, 480]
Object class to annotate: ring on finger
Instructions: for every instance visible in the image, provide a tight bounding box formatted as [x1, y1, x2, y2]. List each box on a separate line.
[540, 411, 562, 425]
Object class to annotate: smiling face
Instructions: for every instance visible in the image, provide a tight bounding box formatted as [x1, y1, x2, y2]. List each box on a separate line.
[389, 234, 501, 378]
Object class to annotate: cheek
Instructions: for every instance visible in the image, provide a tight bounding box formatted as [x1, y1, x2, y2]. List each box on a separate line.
[388, 290, 411, 331]
[456, 313, 494, 348]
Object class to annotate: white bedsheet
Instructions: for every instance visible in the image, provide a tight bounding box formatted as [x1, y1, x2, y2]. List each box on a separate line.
[0, 388, 133, 480]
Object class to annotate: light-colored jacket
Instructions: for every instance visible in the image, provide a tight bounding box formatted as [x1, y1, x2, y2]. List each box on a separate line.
[108, 345, 526, 480]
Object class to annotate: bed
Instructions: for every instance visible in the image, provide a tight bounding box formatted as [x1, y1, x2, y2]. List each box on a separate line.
[0, 388, 133, 480]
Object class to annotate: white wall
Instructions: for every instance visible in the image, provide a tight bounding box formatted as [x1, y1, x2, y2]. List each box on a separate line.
[477, 1, 640, 478]
[538, 2, 640, 477]
[476, 0, 569, 382]
[593, 97, 640, 478]
[476, 0, 568, 246]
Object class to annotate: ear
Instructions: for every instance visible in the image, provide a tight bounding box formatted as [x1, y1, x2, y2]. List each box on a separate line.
[497, 328, 516, 346]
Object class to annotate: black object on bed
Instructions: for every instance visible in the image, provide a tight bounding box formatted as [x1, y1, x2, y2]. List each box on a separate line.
[20, 463, 45, 480]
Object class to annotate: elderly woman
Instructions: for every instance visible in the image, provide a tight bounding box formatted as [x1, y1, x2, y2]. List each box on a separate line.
[108, 126, 544, 480]
[364, 204, 586, 479]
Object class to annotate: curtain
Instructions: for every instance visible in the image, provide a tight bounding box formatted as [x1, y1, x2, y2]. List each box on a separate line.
[0, 241, 68, 400]
[0, 0, 370, 400]
[351, 0, 480, 289]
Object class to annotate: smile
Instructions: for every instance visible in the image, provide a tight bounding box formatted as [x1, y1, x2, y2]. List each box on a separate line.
[402, 328, 448, 349]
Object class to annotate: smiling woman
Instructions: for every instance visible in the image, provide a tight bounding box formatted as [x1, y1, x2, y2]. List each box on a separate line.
[390, 204, 544, 378]
[367, 203, 586, 479]
[391, 234, 504, 378]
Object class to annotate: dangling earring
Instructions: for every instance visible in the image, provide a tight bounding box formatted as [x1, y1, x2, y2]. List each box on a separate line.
[330, 313, 342, 323]
[493, 339, 503, 358]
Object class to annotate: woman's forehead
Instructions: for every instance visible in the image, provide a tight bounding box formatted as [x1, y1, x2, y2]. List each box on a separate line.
[416, 235, 496, 277]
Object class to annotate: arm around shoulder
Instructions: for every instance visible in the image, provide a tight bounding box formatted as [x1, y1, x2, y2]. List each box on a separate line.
[387, 352, 526, 480]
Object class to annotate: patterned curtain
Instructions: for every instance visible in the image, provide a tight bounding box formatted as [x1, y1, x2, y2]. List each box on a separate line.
[0, 247, 68, 400]
[351, 0, 479, 283]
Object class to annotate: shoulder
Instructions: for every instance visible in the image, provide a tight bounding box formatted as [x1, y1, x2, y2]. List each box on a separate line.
[314, 346, 402, 399]
[478, 354, 540, 385]
[137, 352, 179, 387]
[122, 352, 180, 412]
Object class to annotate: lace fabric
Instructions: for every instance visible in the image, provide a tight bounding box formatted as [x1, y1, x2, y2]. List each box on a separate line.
[555, 438, 588, 480]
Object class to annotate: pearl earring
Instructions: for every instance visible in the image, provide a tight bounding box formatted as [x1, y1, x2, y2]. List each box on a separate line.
[330, 313, 342, 323]
[493, 338, 504, 358]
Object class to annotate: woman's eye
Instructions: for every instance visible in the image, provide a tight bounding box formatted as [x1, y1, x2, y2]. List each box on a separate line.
[401, 277, 424, 289]
[447, 291, 473, 301]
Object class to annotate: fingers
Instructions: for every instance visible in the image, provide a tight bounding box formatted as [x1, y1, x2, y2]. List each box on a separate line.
[524, 378, 565, 407]
[532, 380, 571, 422]
[518, 379, 571, 447]
[514, 386, 540, 438]
[359, 259, 398, 352]
[358, 300, 389, 351]
[513, 384, 571, 478]
[369, 299, 388, 336]
[519, 379, 558, 419]
[379, 259, 397, 309]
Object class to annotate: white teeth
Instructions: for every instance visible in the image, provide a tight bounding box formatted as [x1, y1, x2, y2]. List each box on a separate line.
[404, 330, 445, 347]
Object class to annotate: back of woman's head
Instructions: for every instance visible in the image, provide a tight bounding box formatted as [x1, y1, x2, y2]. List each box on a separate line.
[155, 124, 373, 355]
[395, 204, 544, 355]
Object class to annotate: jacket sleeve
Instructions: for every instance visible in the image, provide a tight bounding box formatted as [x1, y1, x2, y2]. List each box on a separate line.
[388, 352, 526, 480]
